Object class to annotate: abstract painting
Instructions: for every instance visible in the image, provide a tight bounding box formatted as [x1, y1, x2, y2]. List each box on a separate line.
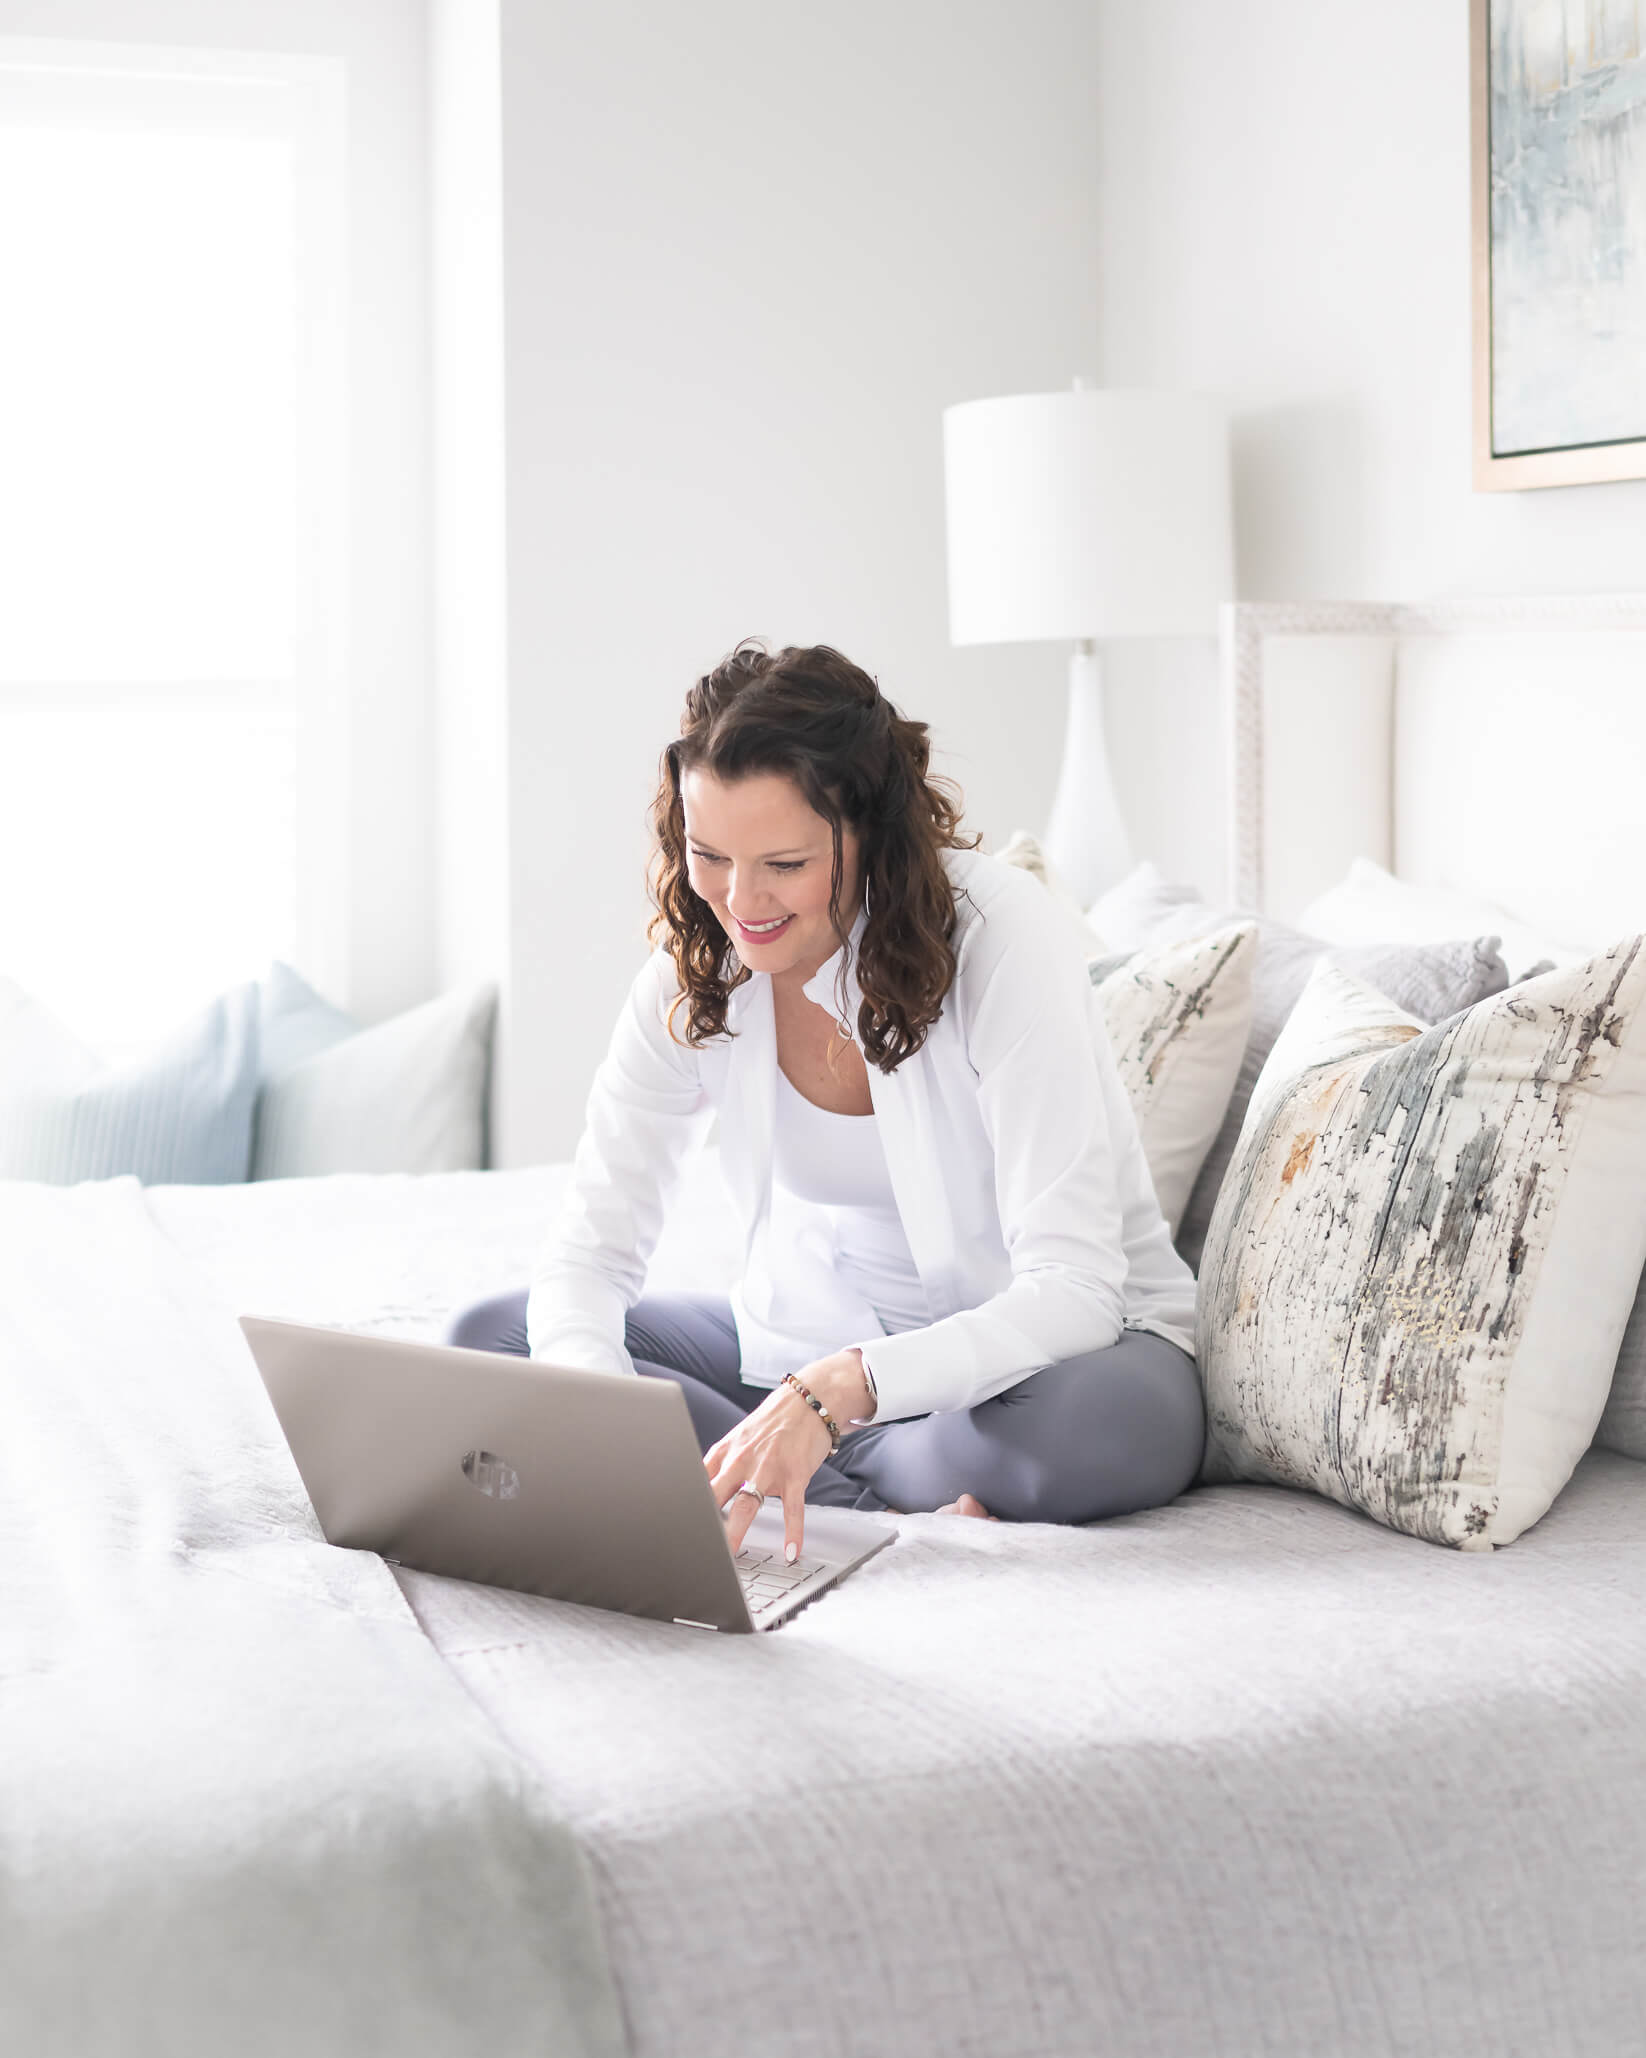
[1472, 0, 1646, 487]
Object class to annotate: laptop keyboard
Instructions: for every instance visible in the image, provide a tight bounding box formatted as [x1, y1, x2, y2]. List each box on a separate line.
[734, 1545, 829, 1618]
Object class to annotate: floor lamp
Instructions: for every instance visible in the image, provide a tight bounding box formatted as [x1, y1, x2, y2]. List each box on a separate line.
[942, 383, 1234, 909]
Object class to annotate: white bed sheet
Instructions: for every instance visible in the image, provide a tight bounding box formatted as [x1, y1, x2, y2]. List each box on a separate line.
[142, 1148, 743, 1346]
[137, 1153, 1646, 2058]
[0, 1173, 627, 2058]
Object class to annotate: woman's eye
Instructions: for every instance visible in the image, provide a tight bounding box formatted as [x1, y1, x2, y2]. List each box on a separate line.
[689, 850, 804, 874]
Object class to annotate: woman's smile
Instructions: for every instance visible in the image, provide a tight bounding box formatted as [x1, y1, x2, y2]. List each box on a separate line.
[733, 912, 795, 944]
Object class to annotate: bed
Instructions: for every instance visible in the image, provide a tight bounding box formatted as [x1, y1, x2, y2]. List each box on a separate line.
[7, 593, 1646, 2058]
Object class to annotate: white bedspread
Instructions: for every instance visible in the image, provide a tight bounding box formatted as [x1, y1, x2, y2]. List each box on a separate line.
[134, 1151, 1646, 2058]
[0, 1175, 626, 2058]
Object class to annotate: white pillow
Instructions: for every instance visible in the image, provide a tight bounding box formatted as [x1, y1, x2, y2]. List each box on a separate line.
[1297, 856, 1587, 985]
[1085, 859, 1212, 954]
[253, 971, 497, 1179]
[1197, 941, 1646, 1549]
[995, 830, 1108, 956]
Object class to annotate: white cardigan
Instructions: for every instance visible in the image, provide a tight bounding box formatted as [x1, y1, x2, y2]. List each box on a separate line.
[527, 847, 1198, 1423]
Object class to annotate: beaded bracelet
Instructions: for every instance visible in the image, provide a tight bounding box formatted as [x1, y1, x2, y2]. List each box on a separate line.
[783, 1372, 842, 1454]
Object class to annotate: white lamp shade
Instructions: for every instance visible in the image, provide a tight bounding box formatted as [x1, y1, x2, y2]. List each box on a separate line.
[942, 387, 1234, 643]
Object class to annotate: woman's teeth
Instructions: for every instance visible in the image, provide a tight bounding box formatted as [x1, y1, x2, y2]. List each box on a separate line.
[738, 914, 793, 935]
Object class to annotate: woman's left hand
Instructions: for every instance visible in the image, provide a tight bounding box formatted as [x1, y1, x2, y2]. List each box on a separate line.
[706, 1346, 873, 1562]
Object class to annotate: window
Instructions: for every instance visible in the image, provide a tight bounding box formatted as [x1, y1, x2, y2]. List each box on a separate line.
[0, 44, 345, 1062]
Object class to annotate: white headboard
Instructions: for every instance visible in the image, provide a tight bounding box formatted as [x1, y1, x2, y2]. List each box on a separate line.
[1221, 595, 1646, 950]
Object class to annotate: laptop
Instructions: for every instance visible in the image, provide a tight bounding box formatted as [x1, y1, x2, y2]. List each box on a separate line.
[238, 1315, 897, 1633]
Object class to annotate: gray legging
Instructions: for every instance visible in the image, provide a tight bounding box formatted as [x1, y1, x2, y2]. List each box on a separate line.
[443, 1288, 1205, 1525]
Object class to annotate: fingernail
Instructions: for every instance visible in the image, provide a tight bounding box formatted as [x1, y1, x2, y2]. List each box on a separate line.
[785, 1542, 798, 1564]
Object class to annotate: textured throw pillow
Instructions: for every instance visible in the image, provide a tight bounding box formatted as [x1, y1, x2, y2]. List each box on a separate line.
[1297, 856, 1588, 985]
[0, 978, 260, 1184]
[1087, 925, 1259, 1236]
[1090, 868, 1513, 1272]
[253, 962, 497, 1179]
[1181, 928, 1509, 1272]
[997, 839, 1258, 1233]
[1197, 944, 1646, 1549]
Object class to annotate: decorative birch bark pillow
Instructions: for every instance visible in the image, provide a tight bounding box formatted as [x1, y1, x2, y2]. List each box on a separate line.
[1196, 942, 1646, 1550]
[1086, 924, 1259, 1237]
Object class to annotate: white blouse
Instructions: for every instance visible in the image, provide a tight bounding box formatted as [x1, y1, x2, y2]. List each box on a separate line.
[769, 1066, 930, 1338]
[527, 845, 1198, 1423]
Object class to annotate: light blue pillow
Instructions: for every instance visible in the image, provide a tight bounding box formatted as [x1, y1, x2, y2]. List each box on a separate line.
[0, 978, 261, 1184]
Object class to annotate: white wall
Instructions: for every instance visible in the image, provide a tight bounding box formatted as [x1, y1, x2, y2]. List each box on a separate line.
[1094, 0, 1646, 902]
[484, 0, 1105, 1164]
[0, 0, 434, 1025]
[428, 0, 508, 1163]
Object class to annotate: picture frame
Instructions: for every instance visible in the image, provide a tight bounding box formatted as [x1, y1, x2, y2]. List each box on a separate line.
[1471, 0, 1646, 491]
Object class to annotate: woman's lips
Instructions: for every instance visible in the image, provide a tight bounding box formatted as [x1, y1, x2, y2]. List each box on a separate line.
[734, 913, 795, 943]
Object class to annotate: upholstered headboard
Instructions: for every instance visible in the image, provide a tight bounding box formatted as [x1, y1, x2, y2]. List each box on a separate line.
[1220, 595, 1646, 949]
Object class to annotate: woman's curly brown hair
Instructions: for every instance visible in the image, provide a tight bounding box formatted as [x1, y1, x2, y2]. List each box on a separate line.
[648, 640, 981, 1071]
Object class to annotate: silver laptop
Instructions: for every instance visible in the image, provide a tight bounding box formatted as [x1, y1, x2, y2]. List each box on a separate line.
[239, 1315, 897, 1633]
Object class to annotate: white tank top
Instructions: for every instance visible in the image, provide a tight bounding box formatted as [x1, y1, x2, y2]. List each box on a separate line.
[770, 1067, 930, 1336]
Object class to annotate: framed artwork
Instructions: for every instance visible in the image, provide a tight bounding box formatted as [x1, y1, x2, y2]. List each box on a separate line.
[1471, 0, 1646, 489]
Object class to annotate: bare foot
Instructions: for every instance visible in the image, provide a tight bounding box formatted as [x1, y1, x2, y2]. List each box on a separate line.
[937, 1492, 1000, 1521]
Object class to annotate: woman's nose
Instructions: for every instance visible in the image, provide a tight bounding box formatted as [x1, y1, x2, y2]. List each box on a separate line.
[728, 898, 772, 921]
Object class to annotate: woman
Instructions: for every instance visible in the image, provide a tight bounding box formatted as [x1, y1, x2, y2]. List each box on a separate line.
[445, 641, 1203, 1565]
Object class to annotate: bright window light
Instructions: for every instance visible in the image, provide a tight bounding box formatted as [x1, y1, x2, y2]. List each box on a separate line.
[0, 123, 298, 684]
[0, 49, 341, 1061]
[0, 700, 297, 1061]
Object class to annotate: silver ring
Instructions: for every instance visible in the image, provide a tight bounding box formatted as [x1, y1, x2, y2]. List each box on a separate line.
[734, 1480, 765, 1505]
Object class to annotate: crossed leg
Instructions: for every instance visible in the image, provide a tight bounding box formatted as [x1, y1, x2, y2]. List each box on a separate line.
[444, 1288, 1204, 1525]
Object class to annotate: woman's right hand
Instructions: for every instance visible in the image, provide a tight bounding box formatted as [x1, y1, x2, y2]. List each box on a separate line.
[704, 1380, 835, 1562]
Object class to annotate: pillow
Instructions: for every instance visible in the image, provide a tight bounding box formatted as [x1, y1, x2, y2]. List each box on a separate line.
[1086, 859, 1210, 954]
[999, 841, 1259, 1233]
[995, 830, 1108, 957]
[1086, 868, 1513, 1272]
[253, 963, 497, 1179]
[1297, 856, 1588, 985]
[1086, 924, 1258, 1236]
[1196, 943, 1646, 1549]
[260, 958, 358, 1077]
[1597, 1276, 1646, 1463]
[0, 978, 260, 1184]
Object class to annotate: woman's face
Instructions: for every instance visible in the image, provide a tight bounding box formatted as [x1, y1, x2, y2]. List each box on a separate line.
[680, 766, 862, 983]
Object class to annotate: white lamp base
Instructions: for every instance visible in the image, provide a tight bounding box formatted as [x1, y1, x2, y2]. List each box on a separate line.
[1042, 641, 1133, 909]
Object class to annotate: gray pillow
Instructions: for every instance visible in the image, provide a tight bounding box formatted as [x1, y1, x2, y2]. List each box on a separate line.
[1122, 903, 1510, 1273]
[1596, 1270, 1646, 1462]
